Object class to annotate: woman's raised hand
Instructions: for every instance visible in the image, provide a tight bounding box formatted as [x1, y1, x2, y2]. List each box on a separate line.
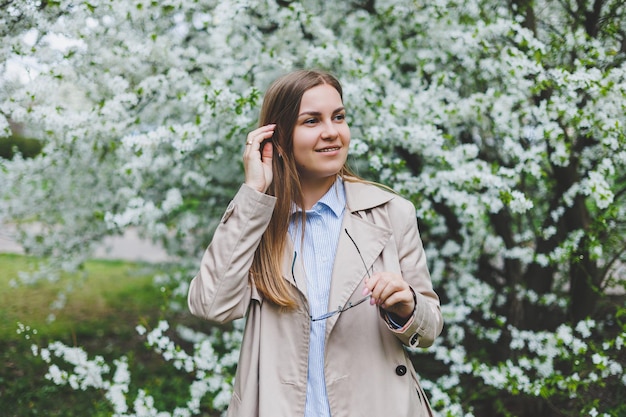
[243, 124, 276, 193]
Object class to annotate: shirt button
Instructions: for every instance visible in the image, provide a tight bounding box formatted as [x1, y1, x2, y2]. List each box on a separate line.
[395, 365, 407, 376]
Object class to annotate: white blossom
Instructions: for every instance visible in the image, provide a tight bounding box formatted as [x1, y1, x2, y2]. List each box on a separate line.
[3, 1, 625, 416]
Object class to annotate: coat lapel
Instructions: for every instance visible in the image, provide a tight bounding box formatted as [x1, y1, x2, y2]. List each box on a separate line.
[280, 179, 396, 325]
[282, 236, 308, 300]
[324, 209, 392, 335]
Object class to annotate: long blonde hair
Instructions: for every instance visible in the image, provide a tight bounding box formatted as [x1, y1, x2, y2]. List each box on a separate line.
[251, 70, 357, 308]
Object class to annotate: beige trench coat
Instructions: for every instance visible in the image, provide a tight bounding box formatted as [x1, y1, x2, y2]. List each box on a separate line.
[188, 180, 443, 417]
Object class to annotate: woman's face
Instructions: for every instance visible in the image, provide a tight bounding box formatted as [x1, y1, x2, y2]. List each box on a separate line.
[291, 83, 350, 184]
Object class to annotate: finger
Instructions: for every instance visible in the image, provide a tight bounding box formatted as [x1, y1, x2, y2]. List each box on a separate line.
[245, 125, 275, 149]
[261, 140, 273, 164]
[379, 288, 412, 310]
[362, 272, 380, 296]
[384, 294, 415, 320]
[380, 279, 408, 303]
[367, 273, 391, 305]
[368, 273, 406, 306]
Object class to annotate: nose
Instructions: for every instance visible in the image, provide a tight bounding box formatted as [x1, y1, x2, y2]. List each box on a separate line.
[321, 120, 339, 140]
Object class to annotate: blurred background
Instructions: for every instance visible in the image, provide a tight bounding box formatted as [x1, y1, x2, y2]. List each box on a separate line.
[1, 1, 625, 416]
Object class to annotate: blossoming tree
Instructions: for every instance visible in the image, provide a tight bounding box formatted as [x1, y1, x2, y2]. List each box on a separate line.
[1, 0, 625, 416]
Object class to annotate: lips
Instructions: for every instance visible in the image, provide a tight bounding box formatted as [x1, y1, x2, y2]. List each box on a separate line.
[316, 147, 341, 153]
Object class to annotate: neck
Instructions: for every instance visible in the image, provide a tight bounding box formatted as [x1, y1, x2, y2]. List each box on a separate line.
[300, 175, 337, 210]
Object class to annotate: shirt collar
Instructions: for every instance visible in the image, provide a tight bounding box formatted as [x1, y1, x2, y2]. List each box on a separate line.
[315, 176, 345, 217]
[291, 177, 346, 218]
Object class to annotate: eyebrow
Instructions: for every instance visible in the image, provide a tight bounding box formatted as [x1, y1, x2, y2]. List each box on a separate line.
[297, 107, 345, 117]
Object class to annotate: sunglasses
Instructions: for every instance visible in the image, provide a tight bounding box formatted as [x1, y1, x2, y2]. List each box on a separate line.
[290, 228, 373, 322]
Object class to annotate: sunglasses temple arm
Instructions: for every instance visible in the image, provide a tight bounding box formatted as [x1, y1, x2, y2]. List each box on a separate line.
[344, 228, 372, 280]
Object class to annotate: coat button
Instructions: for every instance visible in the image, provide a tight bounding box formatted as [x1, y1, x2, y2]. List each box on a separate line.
[395, 365, 407, 376]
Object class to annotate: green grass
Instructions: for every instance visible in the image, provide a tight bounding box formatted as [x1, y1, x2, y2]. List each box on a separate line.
[0, 253, 203, 417]
[0, 254, 162, 341]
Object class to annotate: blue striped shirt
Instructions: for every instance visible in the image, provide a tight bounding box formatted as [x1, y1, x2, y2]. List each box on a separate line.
[289, 178, 346, 417]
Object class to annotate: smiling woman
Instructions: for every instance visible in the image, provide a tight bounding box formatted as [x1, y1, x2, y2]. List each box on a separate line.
[291, 83, 351, 200]
[187, 69, 443, 417]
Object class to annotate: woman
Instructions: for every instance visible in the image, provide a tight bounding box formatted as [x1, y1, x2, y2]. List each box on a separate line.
[188, 69, 443, 417]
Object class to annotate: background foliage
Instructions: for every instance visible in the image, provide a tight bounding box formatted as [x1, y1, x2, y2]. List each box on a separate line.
[1, 0, 625, 416]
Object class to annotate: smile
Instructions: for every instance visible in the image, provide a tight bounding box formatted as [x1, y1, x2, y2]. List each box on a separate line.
[316, 147, 341, 153]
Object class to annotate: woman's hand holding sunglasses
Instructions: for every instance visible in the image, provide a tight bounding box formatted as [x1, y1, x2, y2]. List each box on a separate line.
[362, 272, 415, 320]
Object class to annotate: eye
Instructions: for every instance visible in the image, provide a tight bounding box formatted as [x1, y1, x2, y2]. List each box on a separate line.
[304, 118, 318, 125]
[334, 113, 346, 122]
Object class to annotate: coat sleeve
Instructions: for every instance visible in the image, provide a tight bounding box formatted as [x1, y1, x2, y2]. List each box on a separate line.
[188, 184, 276, 324]
[384, 197, 443, 348]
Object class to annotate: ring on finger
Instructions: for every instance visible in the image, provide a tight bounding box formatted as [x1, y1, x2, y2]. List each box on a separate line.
[246, 140, 253, 145]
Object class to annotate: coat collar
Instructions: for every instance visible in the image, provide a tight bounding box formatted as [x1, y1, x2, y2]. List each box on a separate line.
[343, 177, 396, 213]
